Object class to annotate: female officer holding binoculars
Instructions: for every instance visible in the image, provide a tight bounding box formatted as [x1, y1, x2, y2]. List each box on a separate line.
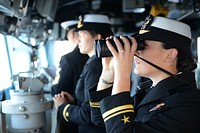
[89, 14, 200, 133]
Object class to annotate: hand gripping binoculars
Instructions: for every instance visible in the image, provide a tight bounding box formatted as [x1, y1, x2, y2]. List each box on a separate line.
[94, 34, 145, 58]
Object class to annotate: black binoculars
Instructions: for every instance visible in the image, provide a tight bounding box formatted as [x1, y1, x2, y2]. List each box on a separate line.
[94, 35, 145, 58]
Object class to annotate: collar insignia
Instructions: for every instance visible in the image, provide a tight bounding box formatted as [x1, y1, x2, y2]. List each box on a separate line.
[149, 102, 165, 112]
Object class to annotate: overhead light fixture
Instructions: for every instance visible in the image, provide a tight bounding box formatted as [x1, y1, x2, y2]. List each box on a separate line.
[122, 0, 145, 13]
[168, 0, 180, 3]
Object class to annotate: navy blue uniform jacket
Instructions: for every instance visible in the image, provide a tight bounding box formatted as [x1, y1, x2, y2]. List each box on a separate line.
[51, 46, 88, 96]
[89, 72, 200, 133]
[58, 55, 106, 133]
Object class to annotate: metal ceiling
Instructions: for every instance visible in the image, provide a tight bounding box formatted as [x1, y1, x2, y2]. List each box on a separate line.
[0, 0, 200, 39]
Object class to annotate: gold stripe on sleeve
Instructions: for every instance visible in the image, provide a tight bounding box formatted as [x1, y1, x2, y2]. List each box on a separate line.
[104, 109, 134, 122]
[89, 101, 100, 108]
[102, 104, 134, 119]
[63, 104, 70, 122]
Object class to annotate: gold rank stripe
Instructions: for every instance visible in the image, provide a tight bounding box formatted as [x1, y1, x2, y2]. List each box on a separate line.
[63, 104, 70, 122]
[104, 110, 134, 122]
[102, 104, 134, 122]
[89, 101, 100, 108]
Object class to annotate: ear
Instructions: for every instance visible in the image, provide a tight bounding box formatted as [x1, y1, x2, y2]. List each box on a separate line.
[165, 48, 178, 62]
[71, 30, 75, 38]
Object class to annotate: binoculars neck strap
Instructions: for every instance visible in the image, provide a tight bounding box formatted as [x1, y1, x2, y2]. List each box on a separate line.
[134, 54, 194, 88]
[134, 54, 174, 76]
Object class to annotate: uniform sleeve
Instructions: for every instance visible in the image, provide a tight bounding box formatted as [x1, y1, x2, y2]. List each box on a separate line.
[57, 57, 102, 126]
[99, 90, 200, 133]
[58, 101, 93, 125]
[100, 92, 135, 133]
[89, 86, 112, 127]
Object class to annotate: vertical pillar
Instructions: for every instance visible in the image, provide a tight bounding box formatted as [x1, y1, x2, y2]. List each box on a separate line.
[0, 102, 7, 133]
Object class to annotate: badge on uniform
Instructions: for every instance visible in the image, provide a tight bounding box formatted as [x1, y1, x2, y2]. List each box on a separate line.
[149, 102, 165, 112]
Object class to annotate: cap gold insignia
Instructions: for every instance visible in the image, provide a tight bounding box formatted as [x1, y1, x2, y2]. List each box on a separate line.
[77, 15, 83, 28]
[139, 15, 152, 34]
[121, 115, 130, 124]
[139, 29, 150, 34]
[141, 15, 152, 30]
[66, 27, 70, 31]
[141, 19, 150, 30]
[149, 102, 165, 112]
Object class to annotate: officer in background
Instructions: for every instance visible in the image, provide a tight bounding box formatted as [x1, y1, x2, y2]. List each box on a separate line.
[53, 14, 113, 133]
[51, 20, 89, 96]
[51, 20, 89, 133]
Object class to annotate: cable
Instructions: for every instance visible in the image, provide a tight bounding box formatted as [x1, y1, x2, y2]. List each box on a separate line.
[134, 54, 174, 76]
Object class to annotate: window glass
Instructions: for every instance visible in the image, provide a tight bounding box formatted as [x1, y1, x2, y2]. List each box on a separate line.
[53, 40, 72, 68]
[0, 34, 12, 90]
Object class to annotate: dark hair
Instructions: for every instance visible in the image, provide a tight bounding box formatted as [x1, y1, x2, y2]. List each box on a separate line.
[87, 30, 113, 39]
[162, 43, 197, 72]
[87, 30, 98, 38]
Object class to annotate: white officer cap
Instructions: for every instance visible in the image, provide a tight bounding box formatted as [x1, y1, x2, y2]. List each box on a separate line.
[135, 14, 192, 59]
[76, 14, 113, 37]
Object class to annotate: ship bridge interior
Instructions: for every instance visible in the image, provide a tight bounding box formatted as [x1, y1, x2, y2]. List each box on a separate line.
[0, 0, 200, 132]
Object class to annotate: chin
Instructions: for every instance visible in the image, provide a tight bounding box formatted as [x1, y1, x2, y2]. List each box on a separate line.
[134, 68, 144, 77]
[79, 49, 84, 54]
[133, 69, 140, 75]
